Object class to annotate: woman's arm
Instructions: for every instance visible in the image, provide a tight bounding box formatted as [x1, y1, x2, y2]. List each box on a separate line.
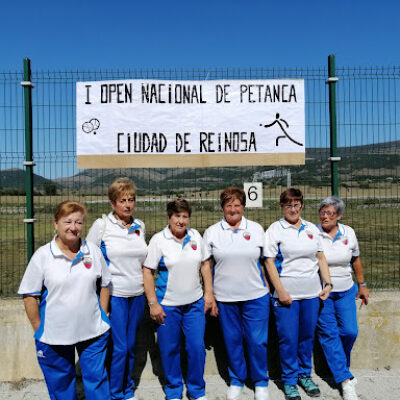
[99, 287, 110, 314]
[264, 257, 292, 305]
[142, 267, 166, 324]
[200, 259, 218, 316]
[352, 256, 370, 305]
[260, 258, 270, 290]
[22, 295, 41, 332]
[317, 252, 332, 300]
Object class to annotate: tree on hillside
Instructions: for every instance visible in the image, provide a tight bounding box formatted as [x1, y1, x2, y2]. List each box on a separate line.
[43, 182, 57, 196]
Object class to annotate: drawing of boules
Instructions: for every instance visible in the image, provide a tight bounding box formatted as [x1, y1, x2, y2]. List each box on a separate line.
[82, 118, 100, 134]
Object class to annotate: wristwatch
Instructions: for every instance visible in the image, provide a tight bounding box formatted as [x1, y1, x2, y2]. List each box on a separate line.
[359, 282, 367, 287]
[324, 282, 334, 289]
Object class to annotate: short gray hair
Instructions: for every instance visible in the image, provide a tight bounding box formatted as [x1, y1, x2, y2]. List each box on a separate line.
[319, 196, 345, 215]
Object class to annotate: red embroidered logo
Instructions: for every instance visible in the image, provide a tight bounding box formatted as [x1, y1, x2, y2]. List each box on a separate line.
[83, 256, 92, 269]
[305, 230, 313, 239]
[135, 230, 140, 236]
[191, 240, 197, 250]
[243, 231, 251, 241]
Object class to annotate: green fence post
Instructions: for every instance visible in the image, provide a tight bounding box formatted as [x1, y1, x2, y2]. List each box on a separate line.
[22, 58, 36, 261]
[327, 54, 340, 196]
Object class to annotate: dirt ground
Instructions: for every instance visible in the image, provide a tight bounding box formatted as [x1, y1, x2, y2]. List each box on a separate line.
[1, 369, 399, 400]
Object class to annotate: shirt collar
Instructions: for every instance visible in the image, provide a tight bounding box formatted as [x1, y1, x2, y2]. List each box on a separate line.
[163, 226, 192, 241]
[50, 237, 90, 259]
[220, 216, 248, 231]
[316, 223, 344, 240]
[278, 217, 307, 230]
[108, 212, 141, 230]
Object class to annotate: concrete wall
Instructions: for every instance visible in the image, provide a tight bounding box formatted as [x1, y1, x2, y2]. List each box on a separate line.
[1, 291, 399, 382]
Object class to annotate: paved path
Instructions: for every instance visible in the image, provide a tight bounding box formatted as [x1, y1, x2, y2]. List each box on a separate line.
[1, 370, 399, 400]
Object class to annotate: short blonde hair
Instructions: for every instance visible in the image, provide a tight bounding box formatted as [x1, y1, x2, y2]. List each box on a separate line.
[54, 201, 87, 222]
[108, 178, 136, 203]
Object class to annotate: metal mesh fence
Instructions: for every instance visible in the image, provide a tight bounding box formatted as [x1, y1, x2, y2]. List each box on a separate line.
[0, 66, 399, 296]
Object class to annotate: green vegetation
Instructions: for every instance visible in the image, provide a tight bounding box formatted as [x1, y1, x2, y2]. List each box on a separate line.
[1, 192, 399, 296]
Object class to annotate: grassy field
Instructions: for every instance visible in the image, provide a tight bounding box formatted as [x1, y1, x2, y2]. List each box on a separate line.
[1, 190, 399, 296]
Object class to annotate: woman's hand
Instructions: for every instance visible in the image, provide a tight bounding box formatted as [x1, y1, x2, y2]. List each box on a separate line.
[277, 288, 293, 305]
[319, 285, 332, 301]
[149, 303, 166, 325]
[204, 291, 219, 317]
[356, 285, 369, 305]
[265, 258, 292, 305]
[143, 267, 166, 324]
[23, 295, 41, 332]
[201, 260, 218, 316]
[352, 257, 369, 305]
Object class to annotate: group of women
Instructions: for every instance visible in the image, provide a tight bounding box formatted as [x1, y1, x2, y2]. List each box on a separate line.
[19, 179, 369, 400]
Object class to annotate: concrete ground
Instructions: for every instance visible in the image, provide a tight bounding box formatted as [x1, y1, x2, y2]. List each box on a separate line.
[1, 369, 399, 400]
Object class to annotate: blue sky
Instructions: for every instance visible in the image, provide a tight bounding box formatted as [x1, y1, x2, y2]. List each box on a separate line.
[1, 0, 400, 71]
[1, 0, 399, 179]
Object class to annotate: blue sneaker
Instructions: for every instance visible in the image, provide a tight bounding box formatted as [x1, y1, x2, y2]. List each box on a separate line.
[283, 384, 301, 400]
[298, 376, 320, 397]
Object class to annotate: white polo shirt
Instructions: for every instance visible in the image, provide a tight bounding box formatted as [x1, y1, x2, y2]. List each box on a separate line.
[203, 217, 268, 302]
[143, 227, 206, 306]
[18, 238, 111, 345]
[264, 218, 323, 300]
[87, 213, 147, 297]
[316, 223, 360, 292]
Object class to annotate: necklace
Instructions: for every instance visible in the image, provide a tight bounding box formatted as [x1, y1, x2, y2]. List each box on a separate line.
[113, 213, 133, 226]
[121, 217, 133, 226]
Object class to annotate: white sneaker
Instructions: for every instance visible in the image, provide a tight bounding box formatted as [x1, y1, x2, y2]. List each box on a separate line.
[125, 397, 136, 400]
[255, 386, 270, 400]
[342, 379, 358, 400]
[227, 385, 243, 400]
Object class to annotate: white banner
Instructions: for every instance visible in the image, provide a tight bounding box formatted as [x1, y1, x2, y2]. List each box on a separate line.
[76, 79, 305, 168]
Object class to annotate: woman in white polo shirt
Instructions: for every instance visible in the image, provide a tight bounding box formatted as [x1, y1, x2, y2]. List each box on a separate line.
[87, 178, 147, 400]
[316, 196, 369, 400]
[143, 199, 215, 400]
[202, 187, 270, 400]
[19, 201, 111, 400]
[264, 188, 332, 400]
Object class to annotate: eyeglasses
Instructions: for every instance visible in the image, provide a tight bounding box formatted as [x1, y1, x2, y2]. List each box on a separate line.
[319, 210, 337, 217]
[283, 203, 302, 210]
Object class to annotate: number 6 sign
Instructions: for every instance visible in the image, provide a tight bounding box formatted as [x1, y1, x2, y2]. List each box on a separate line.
[244, 182, 263, 208]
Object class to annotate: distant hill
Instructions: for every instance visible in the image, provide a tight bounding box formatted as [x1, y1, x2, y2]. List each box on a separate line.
[1, 141, 399, 193]
[0, 168, 56, 191]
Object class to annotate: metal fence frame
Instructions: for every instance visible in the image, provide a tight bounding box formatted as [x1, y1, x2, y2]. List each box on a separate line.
[0, 56, 399, 296]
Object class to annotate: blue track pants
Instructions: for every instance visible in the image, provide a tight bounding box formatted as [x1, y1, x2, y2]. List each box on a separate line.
[109, 294, 145, 400]
[317, 283, 358, 383]
[36, 331, 110, 400]
[218, 293, 270, 387]
[272, 296, 320, 385]
[157, 298, 206, 400]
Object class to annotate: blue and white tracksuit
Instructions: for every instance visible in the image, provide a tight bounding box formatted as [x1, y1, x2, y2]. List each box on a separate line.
[144, 227, 207, 400]
[18, 238, 112, 399]
[203, 217, 270, 388]
[265, 218, 323, 385]
[87, 213, 147, 400]
[316, 223, 360, 384]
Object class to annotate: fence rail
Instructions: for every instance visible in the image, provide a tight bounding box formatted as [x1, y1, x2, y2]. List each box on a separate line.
[0, 61, 399, 296]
